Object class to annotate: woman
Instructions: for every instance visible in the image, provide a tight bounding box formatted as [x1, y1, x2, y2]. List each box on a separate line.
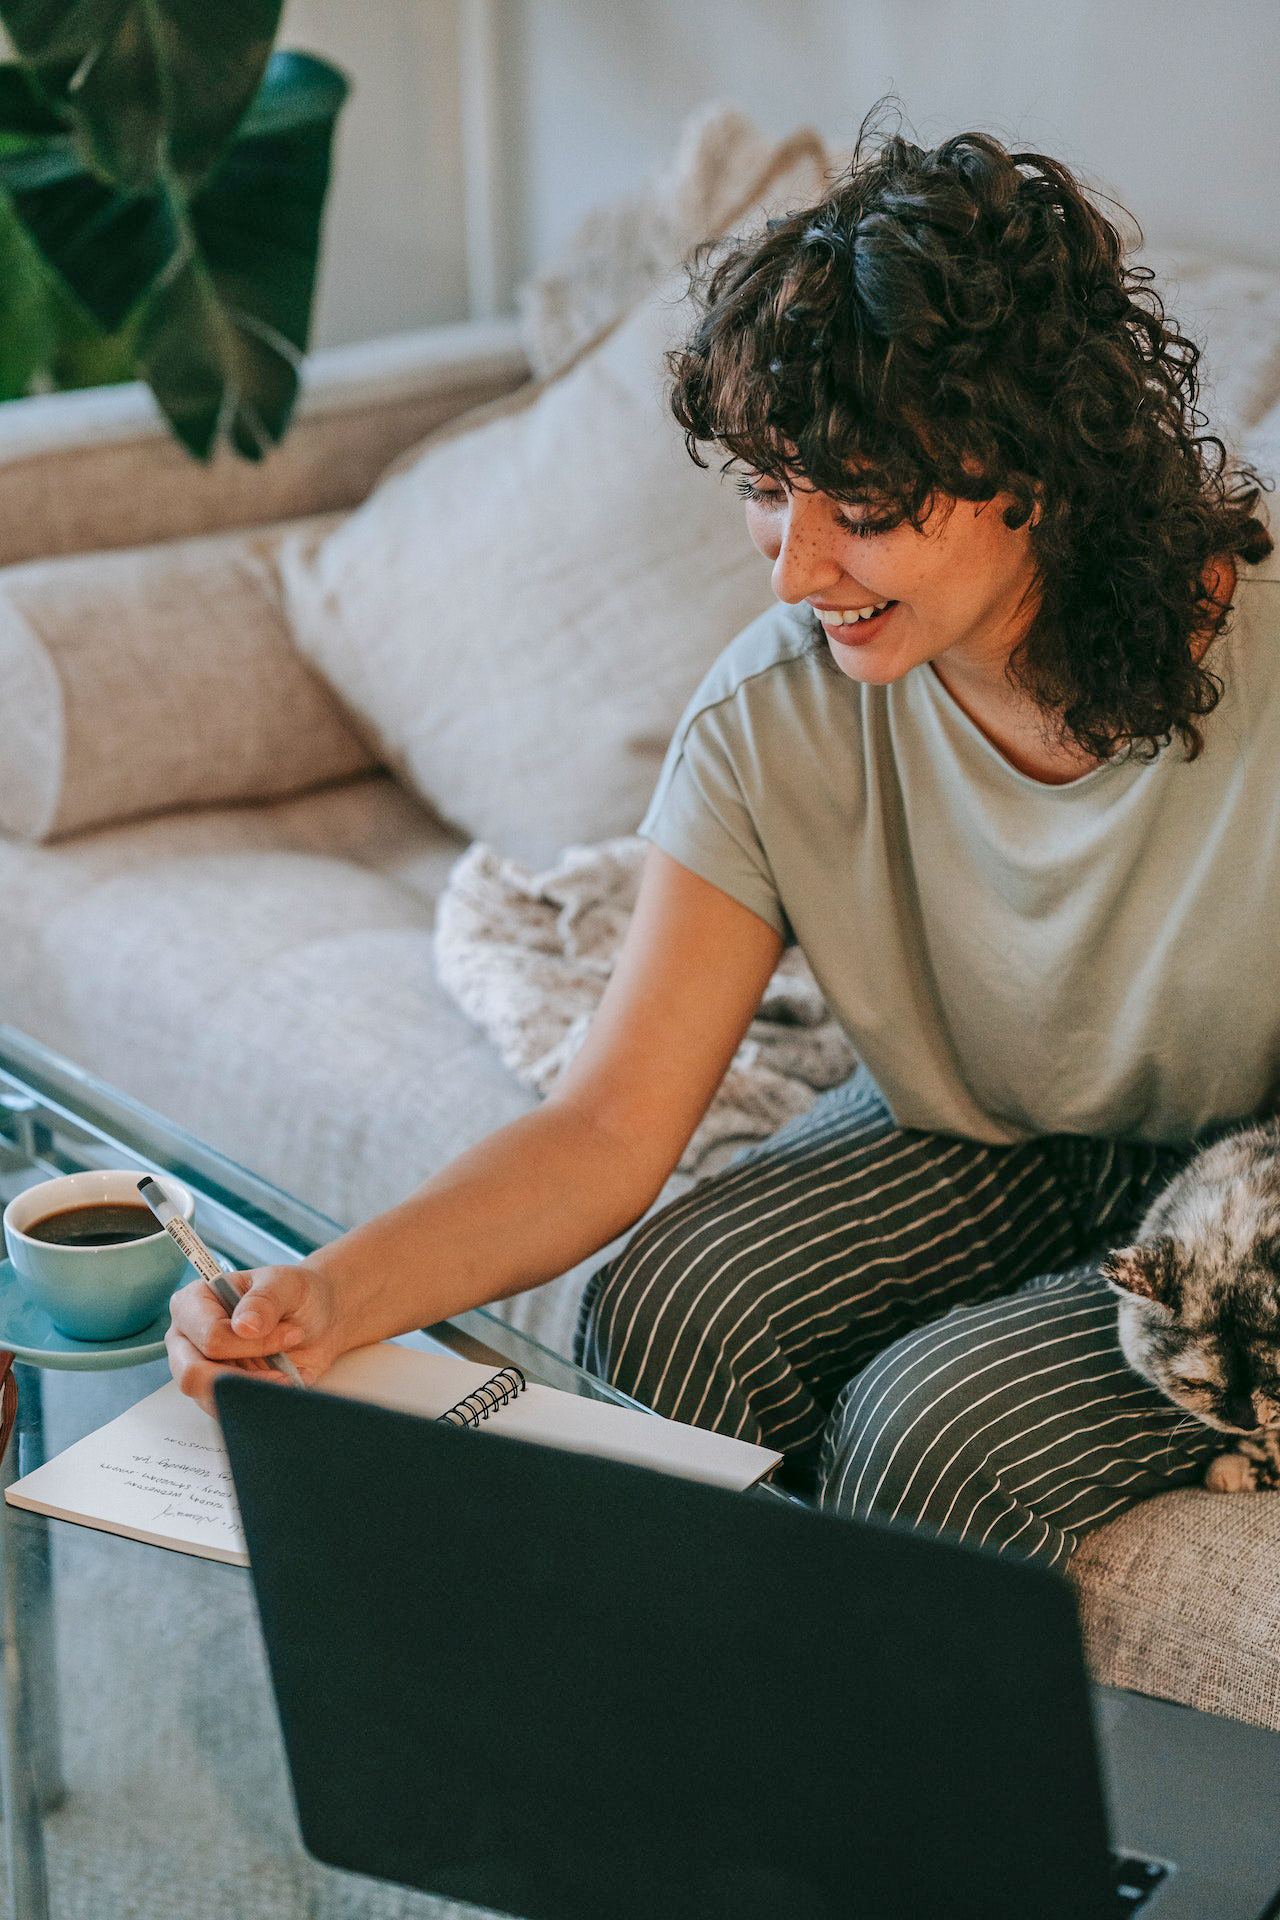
[168, 124, 1276, 1569]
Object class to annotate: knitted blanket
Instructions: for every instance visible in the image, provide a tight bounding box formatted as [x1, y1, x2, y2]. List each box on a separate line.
[434, 837, 856, 1177]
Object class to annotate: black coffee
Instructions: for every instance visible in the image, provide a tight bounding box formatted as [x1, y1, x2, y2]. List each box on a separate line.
[25, 1202, 159, 1248]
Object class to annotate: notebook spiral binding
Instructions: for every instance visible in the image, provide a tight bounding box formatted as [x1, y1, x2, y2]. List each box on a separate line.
[437, 1365, 528, 1429]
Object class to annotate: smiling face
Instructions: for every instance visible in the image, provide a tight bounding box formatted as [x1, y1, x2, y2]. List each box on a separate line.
[738, 474, 1042, 692]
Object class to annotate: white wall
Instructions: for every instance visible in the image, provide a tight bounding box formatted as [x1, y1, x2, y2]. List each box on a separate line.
[287, 0, 1280, 346]
[280, 0, 471, 344]
[514, 0, 1280, 271]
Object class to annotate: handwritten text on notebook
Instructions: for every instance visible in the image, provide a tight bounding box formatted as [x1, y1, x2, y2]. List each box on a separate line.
[6, 1343, 781, 1566]
[104, 1428, 237, 1534]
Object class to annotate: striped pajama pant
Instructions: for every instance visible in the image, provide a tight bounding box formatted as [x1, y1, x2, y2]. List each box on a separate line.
[576, 1068, 1222, 1569]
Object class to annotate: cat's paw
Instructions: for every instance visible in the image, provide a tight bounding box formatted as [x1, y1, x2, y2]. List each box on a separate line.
[1205, 1450, 1260, 1494]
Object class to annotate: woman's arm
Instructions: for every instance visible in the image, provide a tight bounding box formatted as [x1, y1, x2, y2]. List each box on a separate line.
[166, 847, 784, 1408]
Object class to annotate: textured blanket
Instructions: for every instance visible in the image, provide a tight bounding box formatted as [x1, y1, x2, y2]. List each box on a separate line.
[434, 837, 856, 1177]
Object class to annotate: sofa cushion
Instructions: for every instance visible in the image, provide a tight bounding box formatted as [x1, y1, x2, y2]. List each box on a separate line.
[0, 772, 596, 1356]
[280, 125, 829, 868]
[0, 776, 532, 1203]
[1145, 252, 1280, 441]
[1071, 1487, 1280, 1730]
[0, 520, 374, 841]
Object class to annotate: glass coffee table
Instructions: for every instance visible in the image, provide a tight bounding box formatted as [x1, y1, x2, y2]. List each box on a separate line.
[0, 1023, 669, 1920]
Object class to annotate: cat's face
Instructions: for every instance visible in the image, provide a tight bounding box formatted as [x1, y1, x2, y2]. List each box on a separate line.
[1104, 1125, 1280, 1435]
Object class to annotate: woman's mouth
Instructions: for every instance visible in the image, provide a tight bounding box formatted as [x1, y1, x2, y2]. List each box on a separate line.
[813, 599, 898, 644]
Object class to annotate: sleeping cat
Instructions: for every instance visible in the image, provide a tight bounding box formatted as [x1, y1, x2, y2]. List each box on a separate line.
[1103, 1121, 1280, 1494]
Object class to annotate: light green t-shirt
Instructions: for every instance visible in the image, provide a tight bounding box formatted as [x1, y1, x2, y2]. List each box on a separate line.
[640, 559, 1280, 1145]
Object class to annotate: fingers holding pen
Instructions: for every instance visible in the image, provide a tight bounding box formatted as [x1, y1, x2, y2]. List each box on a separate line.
[168, 1269, 307, 1362]
[229, 1262, 312, 1340]
[164, 1322, 239, 1419]
[166, 1259, 341, 1409]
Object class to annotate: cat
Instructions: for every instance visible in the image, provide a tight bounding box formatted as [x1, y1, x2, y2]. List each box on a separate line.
[1103, 1121, 1280, 1493]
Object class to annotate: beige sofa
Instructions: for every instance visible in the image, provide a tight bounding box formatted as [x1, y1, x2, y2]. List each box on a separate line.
[2, 294, 1280, 1735]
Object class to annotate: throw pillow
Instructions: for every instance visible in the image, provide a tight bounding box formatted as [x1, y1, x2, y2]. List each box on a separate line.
[280, 125, 829, 867]
[0, 520, 374, 842]
[1145, 252, 1280, 440]
[518, 101, 826, 379]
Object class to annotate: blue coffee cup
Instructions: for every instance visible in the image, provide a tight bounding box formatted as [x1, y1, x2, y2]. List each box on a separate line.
[3, 1169, 195, 1341]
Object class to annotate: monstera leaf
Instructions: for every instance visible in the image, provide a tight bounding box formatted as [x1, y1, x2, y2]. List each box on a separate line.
[0, 46, 347, 457]
[0, 191, 138, 399]
[138, 62, 346, 458]
[0, 0, 284, 189]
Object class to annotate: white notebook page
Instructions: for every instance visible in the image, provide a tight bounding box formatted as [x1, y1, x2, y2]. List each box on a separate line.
[5, 1342, 782, 1564]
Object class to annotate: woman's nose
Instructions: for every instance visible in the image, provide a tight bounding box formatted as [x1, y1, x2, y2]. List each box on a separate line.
[770, 493, 844, 605]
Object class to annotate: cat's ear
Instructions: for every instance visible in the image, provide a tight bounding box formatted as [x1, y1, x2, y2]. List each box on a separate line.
[1102, 1237, 1179, 1315]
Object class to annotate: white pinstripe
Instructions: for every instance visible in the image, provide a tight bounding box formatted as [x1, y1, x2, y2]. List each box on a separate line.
[648, 1151, 979, 1413]
[833, 1299, 1117, 1513]
[888, 1323, 1141, 1508]
[591, 1114, 1070, 1423]
[592, 1122, 923, 1383]
[577, 1076, 1195, 1566]
[675, 1159, 1060, 1429]
[826, 1286, 1210, 1566]
[880, 1339, 1139, 1524]
[1000, 1398, 1201, 1498]
[932, 1381, 1153, 1534]
[607, 1131, 953, 1392]
[596, 1082, 991, 1349]
[969, 1399, 1168, 1548]
[688, 1166, 1066, 1438]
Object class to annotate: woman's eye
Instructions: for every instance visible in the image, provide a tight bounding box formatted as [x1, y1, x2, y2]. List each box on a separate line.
[835, 511, 897, 540]
[734, 477, 784, 506]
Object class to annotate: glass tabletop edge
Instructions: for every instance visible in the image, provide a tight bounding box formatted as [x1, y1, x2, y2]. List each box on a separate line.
[0, 1024, 641, 1409]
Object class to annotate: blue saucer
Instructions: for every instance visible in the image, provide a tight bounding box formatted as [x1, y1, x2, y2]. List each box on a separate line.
[0, 1259, 172, 1370]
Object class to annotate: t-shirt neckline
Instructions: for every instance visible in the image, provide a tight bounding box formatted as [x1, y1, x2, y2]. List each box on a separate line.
[916, 660, 1125, 795]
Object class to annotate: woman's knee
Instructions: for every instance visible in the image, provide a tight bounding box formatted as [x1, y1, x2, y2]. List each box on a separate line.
[817, 1270, 1213, 1562]
[576, 1197, 764, 1410]
[817, 1289, 1061, 1537]
[818, 1319, 978, 1527]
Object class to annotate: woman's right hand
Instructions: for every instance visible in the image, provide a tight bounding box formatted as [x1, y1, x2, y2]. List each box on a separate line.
[169, 850, 784, 1415]
[165, 1260, 342, 1416]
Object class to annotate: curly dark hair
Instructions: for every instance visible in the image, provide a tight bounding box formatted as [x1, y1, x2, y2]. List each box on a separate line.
[668, 111, 1274, 762]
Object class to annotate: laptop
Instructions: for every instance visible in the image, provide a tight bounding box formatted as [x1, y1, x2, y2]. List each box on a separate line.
[216, 1374, 1280, 1920]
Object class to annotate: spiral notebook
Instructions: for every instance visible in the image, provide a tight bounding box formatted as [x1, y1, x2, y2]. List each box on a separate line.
[4, 1341, 782, 1565]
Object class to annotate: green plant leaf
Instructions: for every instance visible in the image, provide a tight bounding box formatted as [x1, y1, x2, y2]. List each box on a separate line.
[0, 61, 68, 138]
[0, 185, 140, 397]
[136, 51, 347, 458]
[0, 0, 284, 188]
[0, 46, 345, 457]
[45, 273, 141, 387]
[0, 190, 59, 397]
[0, 59, 174, 328]
[134, 251, 295, 456]
[0, 158, 179, 329]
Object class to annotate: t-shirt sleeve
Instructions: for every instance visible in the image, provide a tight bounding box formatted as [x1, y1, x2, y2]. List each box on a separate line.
[639, 703, 787, 938]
